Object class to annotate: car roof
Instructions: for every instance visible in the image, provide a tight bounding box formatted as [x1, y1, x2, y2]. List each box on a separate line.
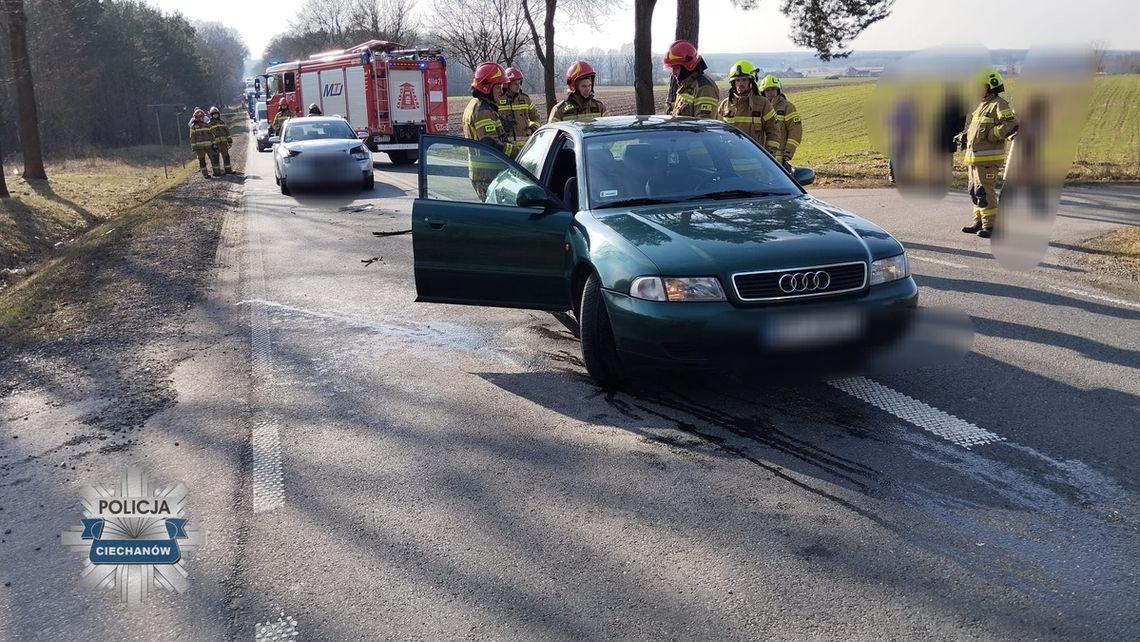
[548, 115, 731, 138]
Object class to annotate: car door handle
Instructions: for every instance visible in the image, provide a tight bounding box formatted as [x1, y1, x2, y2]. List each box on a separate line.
[426, 218, 446, 229]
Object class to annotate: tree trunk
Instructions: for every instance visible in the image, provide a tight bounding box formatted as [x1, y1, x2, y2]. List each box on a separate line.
[633, 0, 657, 115]
[1, 0, 47, 179]
[666, 0, 698, 113]
[0, 138, 9, 198]
[542, 0, 557, 117]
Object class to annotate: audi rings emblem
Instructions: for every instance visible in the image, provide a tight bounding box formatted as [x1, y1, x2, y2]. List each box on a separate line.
[778, 270, 831, 293]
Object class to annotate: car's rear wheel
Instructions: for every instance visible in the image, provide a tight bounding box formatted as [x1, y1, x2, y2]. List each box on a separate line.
[363, 174, 375, 190]
[280, 177, 291, 195]
[388, 150, 418, 165]
[580, 271, 624, 387]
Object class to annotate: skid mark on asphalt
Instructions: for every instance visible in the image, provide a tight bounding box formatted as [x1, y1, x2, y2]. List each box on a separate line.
[829, 376, 1004, 448]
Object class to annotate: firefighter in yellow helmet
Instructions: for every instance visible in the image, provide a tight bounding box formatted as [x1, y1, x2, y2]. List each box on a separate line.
[955, 68, 1019, 238]
[717, 60, 779, 150]
[499, 67, 541, 158]
[663, 40, 719, 118]
[759, 74, 801, 170]
[271, 98, 293, 136]
[207, 106, 233, 175]
[463, 61, 512, 201]
[188, 108, 218, 179]
[549, 60, 607, 123]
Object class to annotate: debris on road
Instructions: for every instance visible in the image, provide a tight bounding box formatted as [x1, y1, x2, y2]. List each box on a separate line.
[372, 230, 412, 237]
[361, 256, 382, 266]
[339, 203, 375, 213]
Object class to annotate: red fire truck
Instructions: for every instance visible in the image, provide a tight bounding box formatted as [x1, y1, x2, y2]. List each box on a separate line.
[264, 40, 448, 165]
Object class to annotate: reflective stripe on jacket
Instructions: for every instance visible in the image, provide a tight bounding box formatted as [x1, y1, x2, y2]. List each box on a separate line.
[717, 92, 778, 147]
[963, 94, 1018, 165]
[189, 121, 215, 151]
[463, 96, 510, 168]
[672, 74, 720, 118]
[272, 108, 293, 134]
[548, 93, 607, 123]
[498, 91, 540, 157]
[766, 94, 802, 161]
[209, 116, 232, 144]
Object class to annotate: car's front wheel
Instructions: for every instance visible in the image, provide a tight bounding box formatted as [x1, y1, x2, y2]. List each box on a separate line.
[280, 176, 291, 195]
[579, 271, 624, 387]
[363, 174, 375, 190]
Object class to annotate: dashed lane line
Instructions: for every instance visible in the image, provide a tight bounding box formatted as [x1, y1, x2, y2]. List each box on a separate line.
[908, 253, 969, 269]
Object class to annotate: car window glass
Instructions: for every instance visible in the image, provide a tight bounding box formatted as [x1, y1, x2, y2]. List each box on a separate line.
[586, 129, 799, 209]
[515, 129, 556, 178]
[422, 139, 539, 205]
[283, 122, 354, 142]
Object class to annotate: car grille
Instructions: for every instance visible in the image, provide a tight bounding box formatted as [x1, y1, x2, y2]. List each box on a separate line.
[733, 261, 867, 301]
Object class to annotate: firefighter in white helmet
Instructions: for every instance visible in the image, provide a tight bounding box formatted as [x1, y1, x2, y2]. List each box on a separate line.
[759, 74, 802, 171]
[499, 67, 540, 157]
[463, 62, 511, 200]
[188, 108, 218, 178]
[955, 68, 1019, 238]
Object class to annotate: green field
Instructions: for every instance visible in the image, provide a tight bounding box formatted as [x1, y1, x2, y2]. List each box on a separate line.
[448, 75, 1140, 185]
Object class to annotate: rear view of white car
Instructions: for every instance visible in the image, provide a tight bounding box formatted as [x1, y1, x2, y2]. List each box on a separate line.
[272, 116, 374, 195]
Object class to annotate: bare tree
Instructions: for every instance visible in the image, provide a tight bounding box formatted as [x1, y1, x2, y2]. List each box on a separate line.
[521, 0, 616, 120]
[1090, 39, 1108, 74]
[633, 0, 657, 114]
[731, 0, 894, 61]
[292, 0, 357, 48]
[349, 0, 419, 44]
[0, 0, 45, 179]
[433, 0, 531, 73]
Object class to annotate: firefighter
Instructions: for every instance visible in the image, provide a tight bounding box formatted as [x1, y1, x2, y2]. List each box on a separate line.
[548, 60, 607, 123]
[188, 108, 217, 179]
[308, 103, 322, 116]
[499, 67, 540, 158]
[663, 40, 719, 119]
[271, 98, 293, 136]
[463, 61, 511, 201]
[955, 68, 1019, 238]
[207, 106, 233, 175]
[759, 74, 802, 171]
[717, 60, 779, 149]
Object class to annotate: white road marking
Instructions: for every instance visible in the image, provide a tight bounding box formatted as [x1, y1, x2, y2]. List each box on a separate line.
[829, 376, 1005, 449]
[247, 195, 285, 514]
[1046, 286, 1140, 310]
[908, 253, 969, 269]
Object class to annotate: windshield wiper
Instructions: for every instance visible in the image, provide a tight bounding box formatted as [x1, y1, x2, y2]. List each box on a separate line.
[600, 197, 676, 208]
[685, 189, 793, 201]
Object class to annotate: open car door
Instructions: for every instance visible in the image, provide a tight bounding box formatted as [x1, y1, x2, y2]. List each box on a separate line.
[412, 135, 574, 310]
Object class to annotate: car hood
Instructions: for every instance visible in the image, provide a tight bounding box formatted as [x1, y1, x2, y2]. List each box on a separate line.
[592, 195, 902, 273]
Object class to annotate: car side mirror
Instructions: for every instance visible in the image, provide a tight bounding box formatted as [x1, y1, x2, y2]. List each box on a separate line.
[269, 136, 280, 144]
[516, 184, 557, 208]
[793, 167, 815, 186]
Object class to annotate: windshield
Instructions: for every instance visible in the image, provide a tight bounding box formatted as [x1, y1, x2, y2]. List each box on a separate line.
[584, 128, 800, 210]
[282, 120, 356, 143]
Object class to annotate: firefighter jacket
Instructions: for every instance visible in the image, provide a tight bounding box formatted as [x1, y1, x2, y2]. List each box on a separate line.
[272, 107, 293, 135]
[463, 96, 510, 167]
[717, 91, 778, 148]
[671, 73, 719, 118]
[766, 93, 802, 161]
[962, 94, 1018, 166]
[548, 93, 607, 123]
[499, 90, 541, 157]
[189, 120, 215, 151]
[209, 115, 232, 145]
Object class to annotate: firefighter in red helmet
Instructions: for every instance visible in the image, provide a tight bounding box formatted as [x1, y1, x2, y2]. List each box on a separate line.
[548, 60, 607, 123]
[207, 106, 233, 175]
[663, 40, 719, 119]
[188, 108, 218, 178]
[463, 61, 512, 200]
[499, 67, 540, 157]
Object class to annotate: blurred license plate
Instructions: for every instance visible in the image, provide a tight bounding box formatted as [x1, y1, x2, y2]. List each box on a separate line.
[765, 309, 864, 349]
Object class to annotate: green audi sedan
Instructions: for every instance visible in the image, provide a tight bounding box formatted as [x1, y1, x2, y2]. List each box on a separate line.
[412, 116, 917, 385]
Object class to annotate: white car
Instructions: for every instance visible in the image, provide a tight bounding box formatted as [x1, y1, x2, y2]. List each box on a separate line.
[272, 116, 374, 195]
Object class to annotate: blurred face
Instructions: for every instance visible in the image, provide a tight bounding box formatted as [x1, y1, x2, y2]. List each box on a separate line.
[670, 65, 681, 77]
[491, 84, 503, 101]
[508, 80, 521, 93]
[763, 88, 778, 101]
[733, 77, 751, 93]
[575, 77, 593, 97]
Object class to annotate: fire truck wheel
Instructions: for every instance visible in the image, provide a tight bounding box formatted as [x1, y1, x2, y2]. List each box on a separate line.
[388, 151, 418, 166]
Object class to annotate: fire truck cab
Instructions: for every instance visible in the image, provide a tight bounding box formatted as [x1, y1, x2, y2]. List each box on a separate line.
[265, 40, 448, 165]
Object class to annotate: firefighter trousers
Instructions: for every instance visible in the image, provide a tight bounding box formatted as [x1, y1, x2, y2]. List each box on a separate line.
[469, 167, 499, 202]
[194, 148, 220, 177]
[211, 142, 232, 173]
[967, 163, 1002, 229]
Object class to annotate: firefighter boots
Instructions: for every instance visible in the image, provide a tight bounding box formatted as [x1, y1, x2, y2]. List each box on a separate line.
[961, 222, 983, 234]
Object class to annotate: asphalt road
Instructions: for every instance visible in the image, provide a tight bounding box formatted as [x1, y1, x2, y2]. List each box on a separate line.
[2, 138, 1137, 640]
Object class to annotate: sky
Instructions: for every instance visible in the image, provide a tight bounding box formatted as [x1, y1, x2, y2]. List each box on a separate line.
[145, 0, 1140, 59]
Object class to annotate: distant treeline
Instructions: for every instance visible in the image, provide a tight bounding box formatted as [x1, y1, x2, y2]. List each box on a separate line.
[0, 0, 247, 159]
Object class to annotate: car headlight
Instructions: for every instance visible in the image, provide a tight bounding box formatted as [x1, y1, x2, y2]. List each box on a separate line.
[869, 253, 909, 286]
[350, 146, 370, 161]
[630, 276, 726, 302]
